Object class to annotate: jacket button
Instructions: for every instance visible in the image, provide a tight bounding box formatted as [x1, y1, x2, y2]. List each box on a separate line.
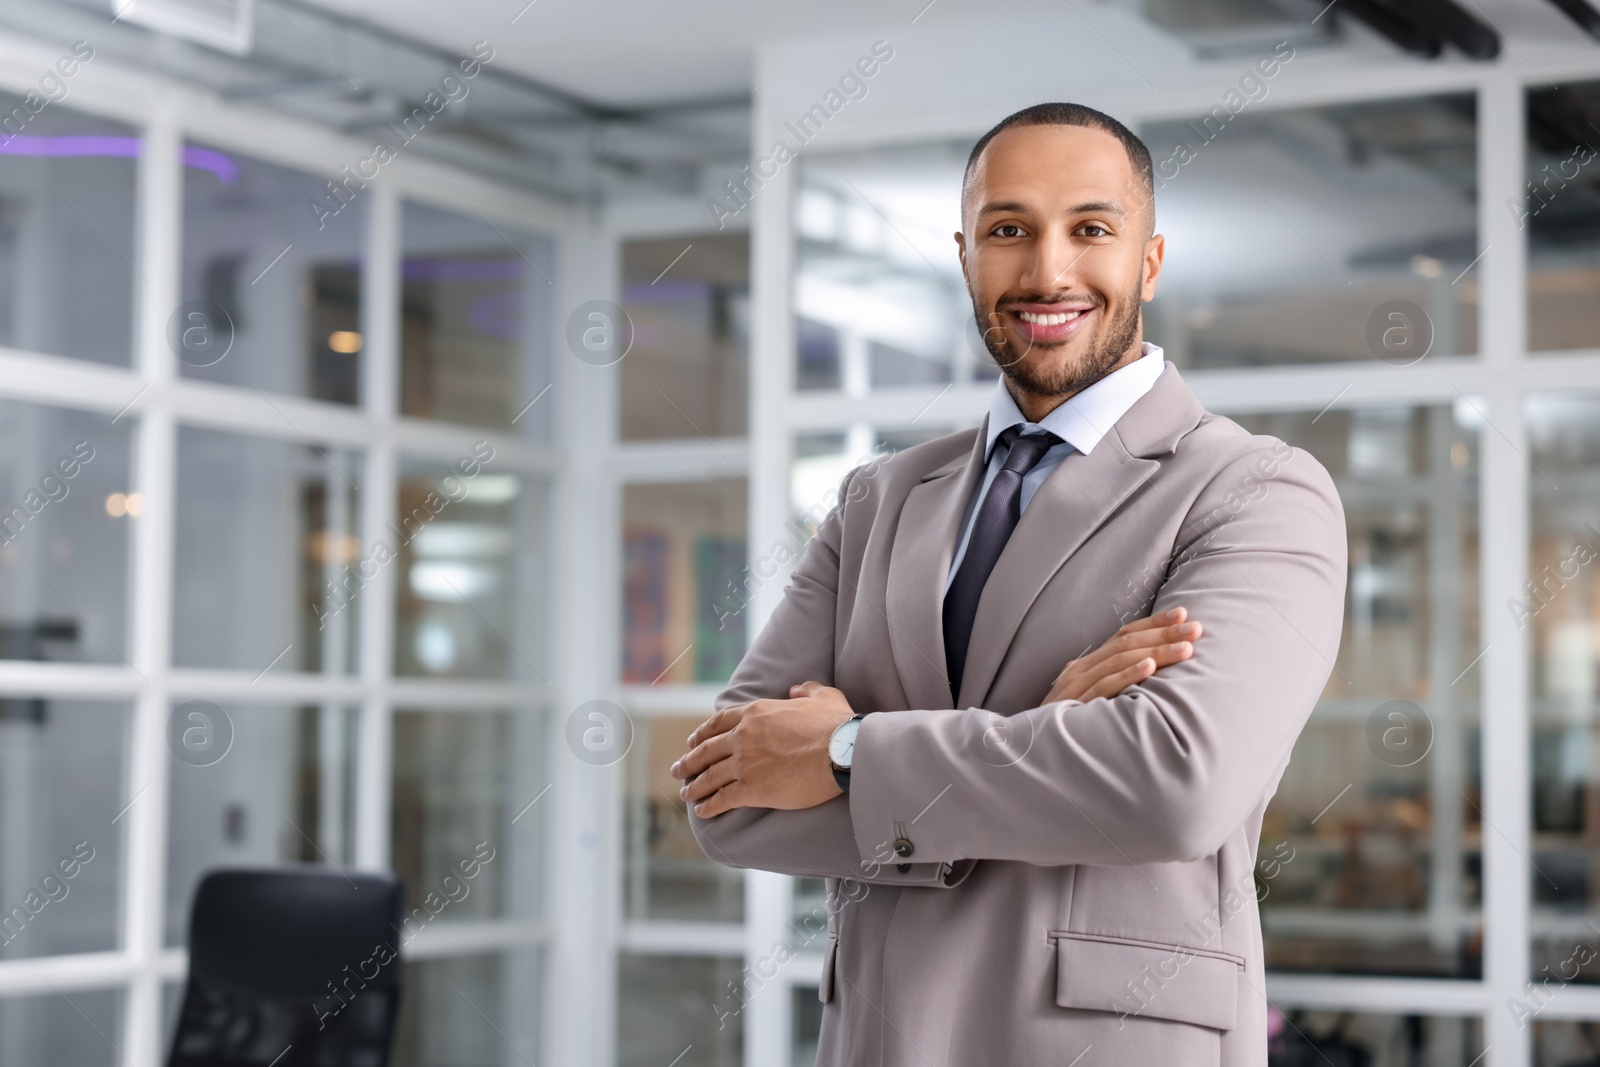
[893, 837, 914, 858]
[897, 863, 912, 873]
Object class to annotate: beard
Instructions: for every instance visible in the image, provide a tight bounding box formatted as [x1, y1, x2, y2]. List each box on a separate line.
[972, 276, 1143, 402]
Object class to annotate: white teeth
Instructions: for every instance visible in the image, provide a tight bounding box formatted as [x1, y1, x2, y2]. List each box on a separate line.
[1017, 310, 1084, 325]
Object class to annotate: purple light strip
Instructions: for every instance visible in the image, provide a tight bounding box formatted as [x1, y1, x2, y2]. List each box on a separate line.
[183, 145, 238, 184]
[0, 136, 238, 183]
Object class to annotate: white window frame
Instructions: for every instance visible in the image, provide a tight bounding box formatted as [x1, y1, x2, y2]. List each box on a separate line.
[590, 196, 755, 1067]
[0, 29, 580, 1067]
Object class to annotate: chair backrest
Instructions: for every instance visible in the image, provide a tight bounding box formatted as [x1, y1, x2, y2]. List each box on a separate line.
[167, 866, 405, 1067]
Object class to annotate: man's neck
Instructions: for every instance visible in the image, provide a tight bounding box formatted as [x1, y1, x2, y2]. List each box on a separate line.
[1006, 344, 1145, 424]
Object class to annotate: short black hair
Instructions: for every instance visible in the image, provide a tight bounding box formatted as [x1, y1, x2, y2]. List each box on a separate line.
[962, 102, 1155, 236]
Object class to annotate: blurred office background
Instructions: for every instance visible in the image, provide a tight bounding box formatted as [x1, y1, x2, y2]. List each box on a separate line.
[0, 0, 1597, 1065]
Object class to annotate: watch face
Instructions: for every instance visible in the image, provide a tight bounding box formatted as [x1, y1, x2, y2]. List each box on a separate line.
[829, 718, 860, 768]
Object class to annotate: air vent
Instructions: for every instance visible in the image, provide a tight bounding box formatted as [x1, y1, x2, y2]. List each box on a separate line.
[112, 0, 254, 55]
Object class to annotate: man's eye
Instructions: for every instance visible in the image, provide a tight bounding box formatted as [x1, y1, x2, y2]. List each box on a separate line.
[1080, 224, 1108, 237]
[993, 224, 1024, 238]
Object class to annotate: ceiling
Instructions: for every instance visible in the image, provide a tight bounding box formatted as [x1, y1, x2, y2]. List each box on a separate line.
[300, 0, 1586, 103]
[304, 0, 1085, 108]
[1, 0, 1595, 202]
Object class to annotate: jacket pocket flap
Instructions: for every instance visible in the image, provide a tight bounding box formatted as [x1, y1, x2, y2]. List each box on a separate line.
[819, 937, 838, 1004]
[1053, 933, 1240, 1032]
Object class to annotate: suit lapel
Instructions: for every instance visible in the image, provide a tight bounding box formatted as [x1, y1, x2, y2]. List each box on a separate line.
[955, 438, 1159, 708]
[955, 363, 1206, 709]
[884, 423, 988, 711]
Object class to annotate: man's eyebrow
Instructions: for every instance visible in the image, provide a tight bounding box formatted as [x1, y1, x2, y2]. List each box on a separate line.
[977, 198, 1129, 219]
[977, 199, 1032, 217]
[1070, 199, 1129, 219]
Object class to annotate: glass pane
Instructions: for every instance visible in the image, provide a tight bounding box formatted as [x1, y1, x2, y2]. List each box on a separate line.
[796, 317, 841, 392]
[619, 234, 749, 440]
[792, 432, 852, 531]
[394, 461, 545, 681]
[179, 143, 365, 403]
[617, 953, 742, 1067]
[400, 201, 554, 435]
[1244, 405, 1481, 978]
[0, 92, 136, 366]
[1525, 80, 1600, 352]
[392, 950, 540, 1067]
[621, 480, 746, 685]
[794, 144, 991, 394]
[1527, 392, 1600, 981]
[160, 982, 183, 1061]
[0, 988, 125, 1067]
[0, 400, 132, 665]
[793, 985, 822, 1067]
[392, 709, 543, 924]
[786, 426, 955, 625]
[1144, 94, 1479, 368]
[173, 427, 360, 675]
[0, 699, 127, 961]
[165, 702, 357, 947]
[624, 713, 743, 923]
[1268, 1009, 1482, 1065]
[791, 426, 954, 537]
[1537, 1018, 1600, 1065]
[793, 878, 828, 940]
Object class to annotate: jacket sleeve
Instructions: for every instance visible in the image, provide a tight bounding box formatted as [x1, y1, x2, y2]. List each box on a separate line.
[846, 444, 1348, 868]
[688, 465, 976, 888]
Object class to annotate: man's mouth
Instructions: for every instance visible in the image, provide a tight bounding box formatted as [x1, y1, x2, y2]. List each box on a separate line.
[1009, 305, 1094, 344]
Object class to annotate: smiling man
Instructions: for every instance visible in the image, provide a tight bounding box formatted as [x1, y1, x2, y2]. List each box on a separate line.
[672, 103, 1347, 1066]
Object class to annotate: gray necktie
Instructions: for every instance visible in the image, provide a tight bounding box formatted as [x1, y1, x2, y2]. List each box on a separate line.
[942, 427, 1061, 702]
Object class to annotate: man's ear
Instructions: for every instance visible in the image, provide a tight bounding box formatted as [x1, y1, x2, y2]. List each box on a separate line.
[1140, 233, 1166, 302]
[954, 230, 969, 283]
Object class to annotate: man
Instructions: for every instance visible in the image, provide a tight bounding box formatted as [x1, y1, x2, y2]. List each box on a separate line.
[671, 102, 1346, 1066]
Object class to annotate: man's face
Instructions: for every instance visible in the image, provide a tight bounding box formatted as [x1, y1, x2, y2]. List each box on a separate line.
[956, 124, 1165, 403]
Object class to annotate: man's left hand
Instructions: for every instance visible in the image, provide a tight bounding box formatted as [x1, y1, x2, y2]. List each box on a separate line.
[669, 681, 854, 818]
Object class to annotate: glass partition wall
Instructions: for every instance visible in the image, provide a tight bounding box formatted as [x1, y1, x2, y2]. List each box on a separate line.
[0, 73, 558, 1067]
[8, 30, 1600, 1067]
[709, 70, 1600, 1067]
[612, 228, 754, 1067]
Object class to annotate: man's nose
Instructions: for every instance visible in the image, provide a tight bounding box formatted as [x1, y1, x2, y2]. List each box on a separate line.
[1020, 228, 1082, 293]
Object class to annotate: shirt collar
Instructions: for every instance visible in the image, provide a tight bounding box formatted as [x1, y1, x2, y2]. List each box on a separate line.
[984, 342, 1167, 461]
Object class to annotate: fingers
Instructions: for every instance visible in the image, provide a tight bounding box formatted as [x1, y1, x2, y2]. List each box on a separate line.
[685, 704, 746, 751]
[789, 680, 826, 698]
[1112, 607, 1185, 639]
[671, 730, 736, 781]
[681, 759, 736, 803]
[1122, 616, 1201, 651]
[693, 781, 745, 818]
[1138, 606, 1185, 629]
[1075, 611, 1202, 673]
[1046, 630, 1199, 705]
[1082, 657, 1159, 702]
[1100, 640, 1195, 675]
[1078, 639, 1198, 701]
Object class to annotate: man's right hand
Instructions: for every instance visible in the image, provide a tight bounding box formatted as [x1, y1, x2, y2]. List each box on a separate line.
[1042, 607, 1202, 704]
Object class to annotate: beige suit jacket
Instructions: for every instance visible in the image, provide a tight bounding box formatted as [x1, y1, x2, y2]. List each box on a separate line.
[690, 362, 1347, 1066]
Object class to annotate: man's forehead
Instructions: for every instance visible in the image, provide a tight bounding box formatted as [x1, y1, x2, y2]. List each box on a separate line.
[962, 125, 1143, 220]
[974, 197, 1130, 220]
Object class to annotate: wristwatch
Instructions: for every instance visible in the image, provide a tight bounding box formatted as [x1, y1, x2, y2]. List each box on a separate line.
[828, 714, 866, 793]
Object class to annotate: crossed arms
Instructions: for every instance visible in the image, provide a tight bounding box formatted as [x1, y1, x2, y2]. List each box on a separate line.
[683, 445, 1347, 883]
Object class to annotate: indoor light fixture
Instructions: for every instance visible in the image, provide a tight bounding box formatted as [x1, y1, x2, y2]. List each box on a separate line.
[327, 330, 363, 353]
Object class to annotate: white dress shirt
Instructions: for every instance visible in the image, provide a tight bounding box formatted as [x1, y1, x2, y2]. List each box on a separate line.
[945, 342, 1168, 593]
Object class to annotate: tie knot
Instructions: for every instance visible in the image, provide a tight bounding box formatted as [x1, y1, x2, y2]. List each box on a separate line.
[998, 427, 1060, 475]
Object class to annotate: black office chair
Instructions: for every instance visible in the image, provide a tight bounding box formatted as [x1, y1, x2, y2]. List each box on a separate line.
[167, 866, 405, 1067]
